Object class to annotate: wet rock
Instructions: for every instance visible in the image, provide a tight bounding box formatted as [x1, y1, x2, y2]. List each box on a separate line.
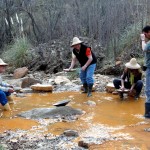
[144, 128, 150, 132]
[78, 140, 92, 149]
[13, 67, 28, 79]
[18, 106, 83, 119]
[54, 84, 80, 92]
[48, 79, 55, 85]
[13, 87, 22, 93]
[20, 88, 33, 93]
[0, 130, 83, 150]
[85, 100, 96, 106]
[106, 82, 115, 93]
[63, 130, 79, 137]
[21, 77, 42, 88]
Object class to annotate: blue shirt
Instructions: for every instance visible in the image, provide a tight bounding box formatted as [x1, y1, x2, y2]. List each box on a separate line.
[144, 41, 150, 68]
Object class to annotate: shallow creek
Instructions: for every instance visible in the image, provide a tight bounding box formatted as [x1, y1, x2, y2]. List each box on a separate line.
[0, 92, 150, 149]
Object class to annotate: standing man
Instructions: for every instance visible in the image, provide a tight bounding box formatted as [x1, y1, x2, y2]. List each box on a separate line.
[141, 26, 150, 118]
[64, 37, 97, 97]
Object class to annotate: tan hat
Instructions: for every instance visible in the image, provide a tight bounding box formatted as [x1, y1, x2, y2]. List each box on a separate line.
[0, 59, 8, 66]
[125, 58, 141, 69]
[71, 37, 83, 47]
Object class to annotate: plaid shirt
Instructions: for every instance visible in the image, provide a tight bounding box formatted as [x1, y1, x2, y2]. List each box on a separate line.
[0, 76, 10, 92]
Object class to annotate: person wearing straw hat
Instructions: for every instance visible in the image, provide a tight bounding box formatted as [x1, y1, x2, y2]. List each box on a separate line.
[64, 37, 97, 97]
[141, 26, 150, 118]
[113, 58, 143, 100]
[0, 59, 14, 111]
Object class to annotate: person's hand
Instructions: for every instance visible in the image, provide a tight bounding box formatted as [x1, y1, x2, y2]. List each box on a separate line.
[82, 65, 87, 71]
[8, 88, 14, 93]
[140, 34, 145, 41]
[129, 88, 133, 94]
[120, 86, 125, 91]
[63, 68, 70, 72]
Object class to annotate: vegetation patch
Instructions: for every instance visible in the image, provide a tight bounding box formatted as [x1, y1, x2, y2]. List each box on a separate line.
[2, 37, 32, 68]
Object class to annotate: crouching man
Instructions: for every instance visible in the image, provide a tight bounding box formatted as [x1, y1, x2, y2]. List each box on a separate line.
[0, 59, 14, 111]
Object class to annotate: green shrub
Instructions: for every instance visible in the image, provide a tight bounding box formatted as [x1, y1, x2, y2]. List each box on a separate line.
[2, 37, 32, 68]
[0, 145, 5, 150]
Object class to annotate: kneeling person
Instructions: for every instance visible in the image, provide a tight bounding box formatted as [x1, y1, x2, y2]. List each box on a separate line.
[113, 58, 143, 100]
[0, 59, 14, 110]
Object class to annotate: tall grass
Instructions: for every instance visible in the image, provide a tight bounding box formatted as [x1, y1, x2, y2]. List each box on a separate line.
[2, 37, 32, 68]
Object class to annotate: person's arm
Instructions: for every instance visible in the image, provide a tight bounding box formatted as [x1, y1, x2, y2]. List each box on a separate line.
[69, 55, 77, 70]
[0, 85, 14, 93]
[120, 70, 127, 91]
[82, 48, 93, 71]
[141, 33, 146, 51]
[120, 79, 125, 91]
[63, 52, 77, 72]
[130, 83, 135, 92]
[82, 55, 93, 71]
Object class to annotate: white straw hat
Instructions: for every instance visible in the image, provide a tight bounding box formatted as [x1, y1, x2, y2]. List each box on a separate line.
[125, 58, 141, 69]
[71, 37, 83, 47]
[0, 59, 8, 66]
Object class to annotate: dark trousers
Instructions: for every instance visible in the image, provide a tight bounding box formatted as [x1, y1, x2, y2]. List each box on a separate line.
[113, 79, 143, 95]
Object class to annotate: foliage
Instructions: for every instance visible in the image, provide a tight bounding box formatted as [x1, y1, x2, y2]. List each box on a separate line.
[2, 37, 32, 68]
[136, 57, 145, 66]
[0, 145, 5, 150]
[108, 19, 147, 60]
[0, 0, 150, 62]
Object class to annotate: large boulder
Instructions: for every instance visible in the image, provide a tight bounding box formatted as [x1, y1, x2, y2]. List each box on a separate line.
[18, 106, 83, 119]
[21, 77, 42, 88]
[13, 67, 28, 79]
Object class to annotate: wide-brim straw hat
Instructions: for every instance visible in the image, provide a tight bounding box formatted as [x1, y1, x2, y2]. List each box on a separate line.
[0, 59, 8, 66]
[125, 58, 141, 69]
[71, 37, 83, 47]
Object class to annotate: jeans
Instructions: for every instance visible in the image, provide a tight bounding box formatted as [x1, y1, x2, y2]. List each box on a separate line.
[80, 64, 96, 85]
[0, 90, 11, 106]
[145, 68, 150, 103]
[113, 78, 143, 95]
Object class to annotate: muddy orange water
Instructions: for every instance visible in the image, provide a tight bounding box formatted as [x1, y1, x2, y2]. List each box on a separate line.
[0, 92, 150, 150]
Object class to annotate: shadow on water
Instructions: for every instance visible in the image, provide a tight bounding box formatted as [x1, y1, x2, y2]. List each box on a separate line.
[0, 91, 150, 149]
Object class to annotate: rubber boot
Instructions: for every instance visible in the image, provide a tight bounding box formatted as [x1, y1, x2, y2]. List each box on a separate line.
[82, 83, 88, 93]
[87, 84, 93, 97]
[134, 92, 140, 100]
[7, 96, 14, 104]
[144, 103, 150, 118]
[3, 103, 11, 111]
[118, 92, 124, 100]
